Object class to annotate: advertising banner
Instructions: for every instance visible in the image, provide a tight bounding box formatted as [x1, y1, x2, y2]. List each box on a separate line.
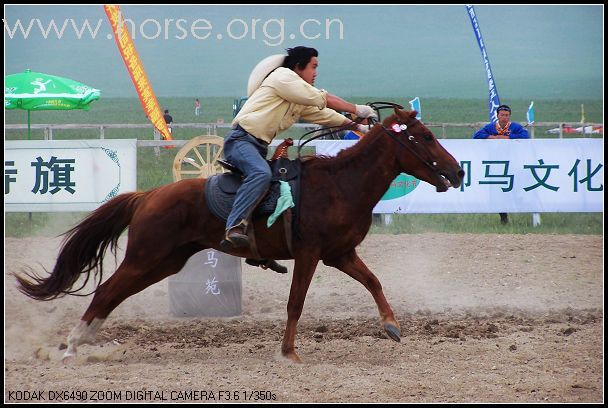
[315, 139, 603, 213]
[5, 139, 137, 212]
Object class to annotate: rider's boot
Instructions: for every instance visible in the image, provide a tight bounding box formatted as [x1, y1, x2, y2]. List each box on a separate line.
[221, 220, 250, 250]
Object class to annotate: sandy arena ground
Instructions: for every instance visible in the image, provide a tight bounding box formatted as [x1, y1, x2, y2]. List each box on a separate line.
[4, 233, 604, 403]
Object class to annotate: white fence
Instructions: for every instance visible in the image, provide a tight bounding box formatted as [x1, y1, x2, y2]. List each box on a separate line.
[4, 121, 604, 140]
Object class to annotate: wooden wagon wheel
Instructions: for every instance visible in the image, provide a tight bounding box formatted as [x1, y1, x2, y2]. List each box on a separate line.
[172, 135, 227, 181]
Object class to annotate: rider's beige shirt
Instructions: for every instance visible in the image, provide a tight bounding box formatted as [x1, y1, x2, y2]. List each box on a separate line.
[232, 67, 346, 143]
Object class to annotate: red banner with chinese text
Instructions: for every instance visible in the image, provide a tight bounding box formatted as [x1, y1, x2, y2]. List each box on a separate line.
[104, 5, 172, 141]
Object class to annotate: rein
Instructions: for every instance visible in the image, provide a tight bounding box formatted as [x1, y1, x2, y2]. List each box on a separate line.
[296, 122, 361, 159]
[296, 101, 401, 159]
[296, 102, 440, 175]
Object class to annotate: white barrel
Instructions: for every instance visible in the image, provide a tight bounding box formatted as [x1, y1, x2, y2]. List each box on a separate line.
[168, 249, 242, 317]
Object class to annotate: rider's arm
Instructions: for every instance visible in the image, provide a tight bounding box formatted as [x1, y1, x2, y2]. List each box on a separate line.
[266, 68, 328, 109]
[326, 94, 356, 115]
[300, 105, 353, 128]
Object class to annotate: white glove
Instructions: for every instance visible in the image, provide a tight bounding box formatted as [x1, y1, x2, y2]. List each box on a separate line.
[356, 124, 371, 134]
[355, 104, 378, 120]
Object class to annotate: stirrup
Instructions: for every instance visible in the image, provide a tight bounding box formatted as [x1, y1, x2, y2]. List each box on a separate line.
[220, 221, 250, 250]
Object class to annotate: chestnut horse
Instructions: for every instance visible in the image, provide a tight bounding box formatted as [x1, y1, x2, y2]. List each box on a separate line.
[16, 107, 464, 363]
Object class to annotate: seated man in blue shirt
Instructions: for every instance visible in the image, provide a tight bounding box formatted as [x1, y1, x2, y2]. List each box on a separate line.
[473, 104, 529, 139]
[473, 104, 529, 224]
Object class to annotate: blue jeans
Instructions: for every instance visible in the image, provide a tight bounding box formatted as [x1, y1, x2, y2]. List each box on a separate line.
[223, 126, 271, 229]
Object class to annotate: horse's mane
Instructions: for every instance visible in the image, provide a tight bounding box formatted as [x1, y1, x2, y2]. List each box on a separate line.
[302, 113, 399, 172]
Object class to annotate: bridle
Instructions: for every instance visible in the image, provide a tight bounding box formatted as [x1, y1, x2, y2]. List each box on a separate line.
[368, 102, 441, 175]
[297, 101, 442, 176]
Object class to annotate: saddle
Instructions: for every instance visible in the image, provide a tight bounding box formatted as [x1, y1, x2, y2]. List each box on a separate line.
[205, 156, 300, 222]
[205, 171, 281, 221]
[205, 139, 301, 271]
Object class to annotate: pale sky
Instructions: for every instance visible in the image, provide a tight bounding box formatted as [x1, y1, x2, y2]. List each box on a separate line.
[4, 5, 604, 99]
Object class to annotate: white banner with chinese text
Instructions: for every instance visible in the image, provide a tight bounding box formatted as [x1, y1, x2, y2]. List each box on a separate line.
[314, 139, 603, 213]
[5, 139, 137, 212]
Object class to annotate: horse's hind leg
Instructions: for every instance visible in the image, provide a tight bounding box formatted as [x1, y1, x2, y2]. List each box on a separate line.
[323, 249, 401, 342]
[63, 245, 199, 360]
[62, 256, 161, 360]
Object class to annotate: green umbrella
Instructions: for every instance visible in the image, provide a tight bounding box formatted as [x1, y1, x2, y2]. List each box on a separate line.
[5, 69, 101, 139]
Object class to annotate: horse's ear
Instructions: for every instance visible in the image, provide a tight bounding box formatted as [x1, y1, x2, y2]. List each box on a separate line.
[409, 110, 418, 119]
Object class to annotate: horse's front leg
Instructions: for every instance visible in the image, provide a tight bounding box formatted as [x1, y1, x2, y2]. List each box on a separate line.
[281, 252, 319, 363]
[323, 249, 401, 342]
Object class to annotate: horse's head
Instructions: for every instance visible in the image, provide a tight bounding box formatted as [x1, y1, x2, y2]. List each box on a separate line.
[380, 108, 464, 192]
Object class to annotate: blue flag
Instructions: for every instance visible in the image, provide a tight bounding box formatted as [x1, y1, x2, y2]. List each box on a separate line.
[409, 97, 421, 120]
[527, 101, 535, 124]
[466, 5, 501, 123]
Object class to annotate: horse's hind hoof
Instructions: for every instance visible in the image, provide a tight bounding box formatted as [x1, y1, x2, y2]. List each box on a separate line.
[61, 351, 76, 363]
[383, 323, 401, 342]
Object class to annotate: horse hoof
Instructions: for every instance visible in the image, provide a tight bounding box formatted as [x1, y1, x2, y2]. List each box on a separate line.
[383, 323, 401, 342]
[61, 351, 76, 363]
[282, 351, 303, 364]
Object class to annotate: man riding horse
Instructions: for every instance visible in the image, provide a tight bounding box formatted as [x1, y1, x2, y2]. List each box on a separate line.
[221, 46, 377, 250]
[15, 49, 464, 363]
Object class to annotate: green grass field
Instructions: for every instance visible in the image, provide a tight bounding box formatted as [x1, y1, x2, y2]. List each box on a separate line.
[5, 96, 605, 123]
[5, 97, 603, 236]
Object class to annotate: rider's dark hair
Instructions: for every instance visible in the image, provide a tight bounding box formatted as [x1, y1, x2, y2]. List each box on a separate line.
[283, 46, 318, 71]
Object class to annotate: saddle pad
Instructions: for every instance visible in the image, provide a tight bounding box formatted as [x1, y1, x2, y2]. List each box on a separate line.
[205, 174, 280, 222]
[217, 172, 242, 194]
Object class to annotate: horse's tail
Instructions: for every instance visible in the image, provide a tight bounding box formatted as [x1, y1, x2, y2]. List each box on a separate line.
[15, 191, 147, 301]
